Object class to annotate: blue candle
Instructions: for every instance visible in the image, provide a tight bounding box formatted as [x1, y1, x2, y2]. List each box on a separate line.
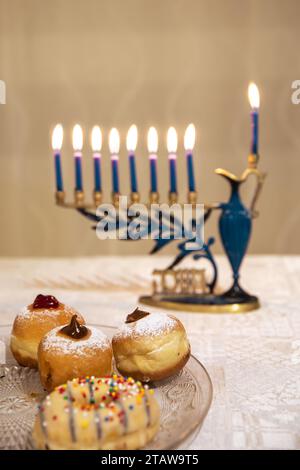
[93, 154, 102, 192]
[74, 152, 83, 191]
[184, 123, 196, 192]
[91, 126, 102, 192]
[54, 152, 63, 192]
[251, 110, 259, 155]
[167, 127, 178, 194]
[127, 125, 138, 193]
[72, 124, 83, 191]
[149, 155, 158, 193]
[248, 83, 260, 155]
[109, 128, 120, 194]
[129, 154, 138, 193]
[111, 155, 120, 193]
[169, 154, 177, 193]
[51, 124, 64, 192]
[186, 153, 195, 192]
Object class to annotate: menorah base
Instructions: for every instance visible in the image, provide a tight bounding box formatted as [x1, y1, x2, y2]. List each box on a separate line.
[139, 292, 260, 313]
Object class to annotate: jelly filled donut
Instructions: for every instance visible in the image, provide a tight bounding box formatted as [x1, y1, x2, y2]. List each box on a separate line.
[33, 375, 160, 450]
[112, 308, 191, 382]
[38, 315, 113, 391]
[10, 294, 85, 368]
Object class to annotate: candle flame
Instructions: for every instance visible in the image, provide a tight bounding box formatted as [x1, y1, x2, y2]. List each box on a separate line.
[91, 126, 102, 152]
[147, 127, 158, 153]
[248, 82, 260, 109]
[167, 127, 178, 153]
[184, 123, 196, 151]
[126, 124, 138, 152]
[52, 124, 63, 151]
[72, 124, 83, 151]
[109, 128, 120, 154]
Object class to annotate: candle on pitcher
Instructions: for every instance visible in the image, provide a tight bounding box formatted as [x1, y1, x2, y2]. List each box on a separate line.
[91, 126, 102, 192]
[167, 127, 178, 194]
[72, 124, 83, 192]
[109, 127, 120, 194]
[147, 127, 158, 194]
[184, 123, 196, 193]
[51, 124, 64, 192]
[126, 124, 138, 193]
[248, 82, 260, 155]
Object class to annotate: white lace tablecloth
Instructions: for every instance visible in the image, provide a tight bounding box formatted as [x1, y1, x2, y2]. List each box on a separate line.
[0, 255, 299, 450]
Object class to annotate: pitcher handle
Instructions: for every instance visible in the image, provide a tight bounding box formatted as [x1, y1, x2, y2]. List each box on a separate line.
[241, 168, 267, 218]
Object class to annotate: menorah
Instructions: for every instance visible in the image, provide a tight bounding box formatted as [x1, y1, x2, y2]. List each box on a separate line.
[51, 85, 266, 313]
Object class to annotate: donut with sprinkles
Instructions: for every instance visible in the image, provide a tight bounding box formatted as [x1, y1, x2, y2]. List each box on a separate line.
[33, 375, 160, 450]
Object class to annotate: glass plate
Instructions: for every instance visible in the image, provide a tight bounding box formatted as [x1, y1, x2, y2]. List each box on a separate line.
[0, 324, 213, 450]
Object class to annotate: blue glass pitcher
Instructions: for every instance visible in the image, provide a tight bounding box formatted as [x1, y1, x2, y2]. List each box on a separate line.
[216, 167, 265, 303]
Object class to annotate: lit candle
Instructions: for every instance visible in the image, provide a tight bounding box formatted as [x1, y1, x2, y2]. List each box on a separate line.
[72, 124, 83, 191]
[126, 124, 138, 193]
[167, 127, 178, 194]
[248, 82, 260, 155]
[184, 123, 196, 192]
[91, 126, 102, 192]
[51, 124, 64, 192]
[109, 128, 120, 194]
[147, 127, 158, 193]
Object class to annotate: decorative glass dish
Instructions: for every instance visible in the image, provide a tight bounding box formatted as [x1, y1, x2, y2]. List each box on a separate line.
[0, 324, 213, 450]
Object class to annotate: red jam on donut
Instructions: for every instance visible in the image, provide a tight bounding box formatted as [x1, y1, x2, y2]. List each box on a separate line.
[33, 294, 60, 310]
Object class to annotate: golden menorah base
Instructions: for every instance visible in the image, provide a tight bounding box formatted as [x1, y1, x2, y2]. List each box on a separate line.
[139, 267, 260, 313]
[139, 295, 260, 313]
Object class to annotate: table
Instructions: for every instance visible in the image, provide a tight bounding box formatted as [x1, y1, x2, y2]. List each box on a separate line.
[0, 255, 299, 450]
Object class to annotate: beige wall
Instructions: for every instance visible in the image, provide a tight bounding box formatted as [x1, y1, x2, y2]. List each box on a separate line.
[0, 0, 299, 257]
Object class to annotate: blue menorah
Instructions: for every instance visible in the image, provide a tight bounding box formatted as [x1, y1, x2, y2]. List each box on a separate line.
[54, 148, 266, 313]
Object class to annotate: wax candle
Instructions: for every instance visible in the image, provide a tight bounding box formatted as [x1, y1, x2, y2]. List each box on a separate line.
[72, 124, 83, 191]
[109, 128, 120, 194]
[91, 126, 102, 192]
[147, 127, 158, 193]
[126, 124, 138, 193]
[51, 124, 64, 192]
[248, 82, 260, 155]
[184, 123, 196, 192]
[167, 127, 178, 194]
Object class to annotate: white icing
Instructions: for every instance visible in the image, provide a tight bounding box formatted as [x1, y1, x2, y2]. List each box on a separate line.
[17, 306, 31, 318]
[114, 312, 177, 339]
[41, 325, 110, 355]
[17, 305, 62, 319]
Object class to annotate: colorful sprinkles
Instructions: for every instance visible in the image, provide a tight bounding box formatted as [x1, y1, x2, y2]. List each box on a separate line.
[48, 375, 154, 429]
[37, 374, 157, 449]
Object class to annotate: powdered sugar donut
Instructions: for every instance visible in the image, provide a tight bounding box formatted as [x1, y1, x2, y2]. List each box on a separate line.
[38, 315, 112, 391]
[112, 308, 190, 382]
[10, 294, 85, 369]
